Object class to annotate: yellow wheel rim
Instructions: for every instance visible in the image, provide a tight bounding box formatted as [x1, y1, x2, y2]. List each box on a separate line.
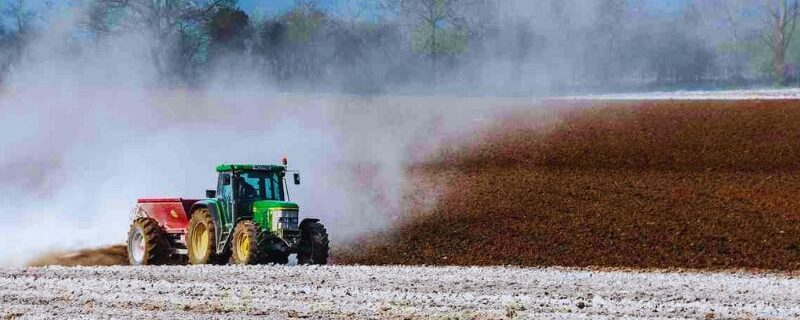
[192, 223, 209, 260]
[235, 232, 251, 263]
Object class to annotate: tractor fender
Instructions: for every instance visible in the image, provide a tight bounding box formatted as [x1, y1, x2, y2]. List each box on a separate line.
[299, 218, 320, 229]
[130, 205, 149, 222]
[189, 200, 224, 247]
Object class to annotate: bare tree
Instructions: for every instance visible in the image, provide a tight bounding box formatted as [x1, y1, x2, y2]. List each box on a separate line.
[88, 0, 233, 82]
[593, 0, 626, 84]
[4, 0, 36, 61]
[332, 0, 374, 22]
[763, 0, 800, 84]
[689, 0, 764, 81]
[722, 0, 749, 80]
[406, 0, 456, 81]
[387, 0, 472, 83]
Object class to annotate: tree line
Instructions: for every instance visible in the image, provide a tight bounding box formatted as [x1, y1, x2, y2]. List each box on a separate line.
[1, 0, 800, 95]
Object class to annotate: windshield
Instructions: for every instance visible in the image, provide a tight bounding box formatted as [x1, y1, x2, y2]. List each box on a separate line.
[235, 170, 285, 201]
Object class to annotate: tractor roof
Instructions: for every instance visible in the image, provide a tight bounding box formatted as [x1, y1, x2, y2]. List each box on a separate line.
[216, 164, 285, 172]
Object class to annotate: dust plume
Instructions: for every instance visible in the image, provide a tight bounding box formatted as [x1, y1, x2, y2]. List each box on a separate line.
[0, 2, 544, 267]
[26, 245, 128, 267]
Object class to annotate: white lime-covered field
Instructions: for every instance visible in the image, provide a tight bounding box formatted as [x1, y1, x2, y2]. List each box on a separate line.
[565, 87, 800, 100]
[0, 265, 798, 319]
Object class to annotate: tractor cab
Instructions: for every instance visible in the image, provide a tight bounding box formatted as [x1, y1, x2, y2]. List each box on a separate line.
[210, 164, 288, 202]
[207, 164, 302, 241]
[208, 162, 300, 201]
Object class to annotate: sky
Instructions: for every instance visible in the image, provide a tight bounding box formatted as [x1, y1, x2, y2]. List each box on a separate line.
[239, 0, 354, 17]
[239, 0, 298, 16]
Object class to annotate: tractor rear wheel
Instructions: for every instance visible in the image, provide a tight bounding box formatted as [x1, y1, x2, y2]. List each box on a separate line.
[230, 220, 269, 265]
[127, 218, 170, 266]
[297, 221, 329, 265]
[187, 208, 227, 265]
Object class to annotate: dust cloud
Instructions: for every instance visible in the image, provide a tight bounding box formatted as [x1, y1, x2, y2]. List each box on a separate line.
[0, 3, 539, 266]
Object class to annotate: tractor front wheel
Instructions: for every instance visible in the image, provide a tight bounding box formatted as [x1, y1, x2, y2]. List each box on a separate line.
[127, 218, 170, 266]
[297, 220, 329, 265]
[230, 220, 268, 265]
[187, 208, 227, 265]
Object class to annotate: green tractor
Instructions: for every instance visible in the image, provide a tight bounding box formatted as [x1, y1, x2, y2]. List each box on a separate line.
[127, 160, 329, 266]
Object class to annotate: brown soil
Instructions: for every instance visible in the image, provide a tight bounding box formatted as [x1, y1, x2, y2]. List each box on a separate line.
[27, 245, 128, 267]
[335, 100, 800, 270]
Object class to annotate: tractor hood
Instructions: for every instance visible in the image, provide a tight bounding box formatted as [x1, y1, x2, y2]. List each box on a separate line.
[252, 200, 299, 212]
[252, 200, 300, 233]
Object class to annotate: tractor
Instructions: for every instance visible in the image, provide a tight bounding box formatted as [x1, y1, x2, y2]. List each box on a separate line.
[126, 160, 329, 266]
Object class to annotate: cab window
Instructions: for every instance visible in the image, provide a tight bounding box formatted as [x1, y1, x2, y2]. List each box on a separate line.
[236, 170, 284, 201]
[218, 173, 232, 200]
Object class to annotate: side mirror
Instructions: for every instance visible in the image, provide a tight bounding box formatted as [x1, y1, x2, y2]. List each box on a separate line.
[206, 190, 217, 198]
[294, 173, 301, 185]
[222, 174, 231, 185]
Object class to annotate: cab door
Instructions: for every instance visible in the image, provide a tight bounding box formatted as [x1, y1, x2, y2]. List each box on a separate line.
[217, 172, 234, 229]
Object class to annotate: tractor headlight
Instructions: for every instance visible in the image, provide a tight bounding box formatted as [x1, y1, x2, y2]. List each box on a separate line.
[272, 210, 299, 231]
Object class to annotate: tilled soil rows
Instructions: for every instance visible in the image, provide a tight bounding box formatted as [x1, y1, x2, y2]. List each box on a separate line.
[336, 100, 800, 270]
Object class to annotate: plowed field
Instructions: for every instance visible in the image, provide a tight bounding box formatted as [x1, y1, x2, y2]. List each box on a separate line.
[336, 100, 800, 270]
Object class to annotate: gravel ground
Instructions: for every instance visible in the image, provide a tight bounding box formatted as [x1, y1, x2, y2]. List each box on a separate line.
[1, 265, 798, 319]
